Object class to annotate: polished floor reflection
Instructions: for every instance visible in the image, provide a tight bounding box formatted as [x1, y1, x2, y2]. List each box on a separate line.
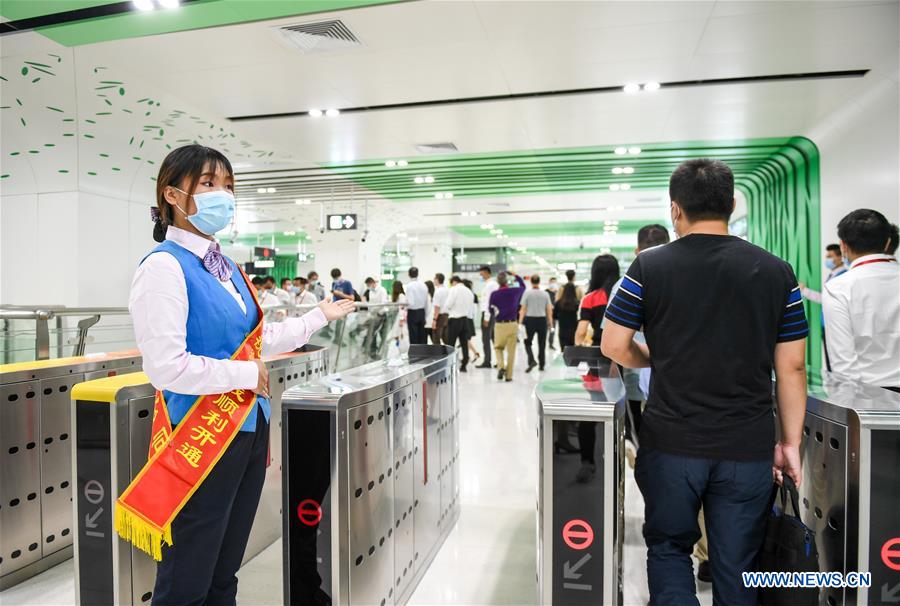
[0, 345, 713, 605]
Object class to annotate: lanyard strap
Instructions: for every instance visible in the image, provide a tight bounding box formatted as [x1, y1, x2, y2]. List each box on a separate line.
[853, 258, 897, 269]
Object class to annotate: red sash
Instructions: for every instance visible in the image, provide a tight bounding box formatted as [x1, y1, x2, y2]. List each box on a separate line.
[114, 268, 264, 561]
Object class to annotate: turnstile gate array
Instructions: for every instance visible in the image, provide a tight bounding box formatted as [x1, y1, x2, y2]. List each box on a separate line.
[536, 347, 626, 605]
[70, 345, 328, 605]
[281, 344, 460, 606]
[783, 374, 900, 606]
[0, 351, 142, 590]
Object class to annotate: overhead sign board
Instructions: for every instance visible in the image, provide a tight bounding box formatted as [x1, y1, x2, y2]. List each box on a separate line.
[327, 214, 357, 231]
[254, 246, 276, 259]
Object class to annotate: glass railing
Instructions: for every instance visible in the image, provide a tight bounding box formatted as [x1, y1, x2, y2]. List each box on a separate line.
[0, 302, 405, 368]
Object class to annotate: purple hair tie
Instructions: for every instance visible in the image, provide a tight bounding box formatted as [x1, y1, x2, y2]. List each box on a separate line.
[150, 206, 161, 223]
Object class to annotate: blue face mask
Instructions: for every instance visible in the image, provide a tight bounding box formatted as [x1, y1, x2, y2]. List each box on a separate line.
[174, 188, 235, 235]
[825, 258, 836, 270]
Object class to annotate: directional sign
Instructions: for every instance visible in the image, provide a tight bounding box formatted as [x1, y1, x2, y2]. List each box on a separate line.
[254, 246, 276, 258]
[327, 214, 357, 231]
[297, 498, 323, 527]
[883, 582, 900, 604]
[882, 537, 900, 571]
[563, 519, 594, 551]
[84, 480, 104, 505]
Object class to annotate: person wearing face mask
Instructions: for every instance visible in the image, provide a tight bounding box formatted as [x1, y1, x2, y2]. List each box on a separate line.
[823, 209, 900, 391]
[294, 276, 318, 307]
[307, 271, 326, 302]
[798, 244, 849, 370]
[126, 145, 355, 605]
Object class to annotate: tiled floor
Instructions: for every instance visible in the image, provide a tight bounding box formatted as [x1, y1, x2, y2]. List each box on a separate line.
[1, 344, 712, 605]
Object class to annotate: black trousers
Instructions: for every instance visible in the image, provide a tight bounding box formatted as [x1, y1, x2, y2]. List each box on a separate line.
[434, 313, 449, 345]
[523, 317, 548, 368]
[407, 308, 426, 345]
[446, 317, 470, 367]
[152, 414, 269, 606]
[481, 314, 495, 365]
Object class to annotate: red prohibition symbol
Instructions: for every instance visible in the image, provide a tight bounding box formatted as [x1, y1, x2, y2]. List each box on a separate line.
[882, 537, 900, 571]
[562, 519, 594, 550]
[297, 499, 322, 527]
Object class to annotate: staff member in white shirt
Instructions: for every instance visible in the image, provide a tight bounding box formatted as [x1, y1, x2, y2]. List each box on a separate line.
[130, 145, 354, 604]
[476, 265, 500, 369]
[444, 275, 476, 371]
[823, 209, 900, 391]
[431, 273, 450, 345]
[295, 276, 319, 306]
[404, 266, 429, 345]
[363, 276, 389, 306]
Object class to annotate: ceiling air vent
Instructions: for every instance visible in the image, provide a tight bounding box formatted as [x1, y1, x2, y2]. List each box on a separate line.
[415, 142, 458, 154]
[275, 20, 361, 54]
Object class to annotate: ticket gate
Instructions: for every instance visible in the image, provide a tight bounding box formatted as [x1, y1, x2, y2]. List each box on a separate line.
[787, 374, 900, 606]
[70, 346, 328, 605]
[0, 351, 141, 590]
[281, 344, 460, 606]
[535, 347, 626, 605]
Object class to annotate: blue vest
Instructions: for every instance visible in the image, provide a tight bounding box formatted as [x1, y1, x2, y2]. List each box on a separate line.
[142, 240, 269, 432]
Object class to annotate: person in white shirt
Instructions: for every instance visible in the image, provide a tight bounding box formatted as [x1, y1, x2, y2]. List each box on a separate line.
[431, 273, 450, 345]
[823, 209, 900, 391]
[444, 275, 476, 371]
[476, 265, 500, 368]
[295, 276, 319, 307]
[363, 276, 389, 306]
[131, 145, 354, 604]
[307, 271, 326, 302]
[264, 275, 292, 305]
[404, 267, 429, 345]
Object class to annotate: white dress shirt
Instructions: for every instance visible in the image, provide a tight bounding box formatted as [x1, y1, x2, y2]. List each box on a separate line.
[444, 283, 475, 318]
[129, 226, 327, 395]
[480, 278, 499, 318]
[823, 253, 900, 386]
[405, 279, 429, 310]
[433, 285, 450, 314]
[366, 285, 389, 305]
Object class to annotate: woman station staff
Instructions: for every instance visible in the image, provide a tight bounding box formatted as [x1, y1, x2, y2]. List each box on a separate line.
[116, 144, 354, 605]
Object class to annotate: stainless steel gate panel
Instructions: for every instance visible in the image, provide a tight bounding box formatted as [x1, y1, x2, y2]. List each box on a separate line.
[393, 387, 416, 599]
[347, 397, 395, 606]
[125, 393, 156, 605]
[39, 375, 82, 556]
[0, 381, 42, 575]
[415, 373, 442, 570]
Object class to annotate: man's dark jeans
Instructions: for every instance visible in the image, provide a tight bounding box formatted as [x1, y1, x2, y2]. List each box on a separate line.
[523, 316, 548, 368]
[635, 447, 772, 606]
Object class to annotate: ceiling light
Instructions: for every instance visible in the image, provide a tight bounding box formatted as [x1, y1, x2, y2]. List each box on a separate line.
[609, 184, 620, 191]
[628, 147, 642, 155]
[266, 187, 276, 193]
[397, 232, 408, 238]
[257, 188, 266, 194]
[397, 160, 408, 167]
[614, 147, 627, 155]
[616, 205, 625, 211]
[158, 0, 180, 7]
[283, 231, 296, 236]
[308, 109, 323, 118]
[133, 0, 154, 9]
[414, 176, 424, 184]
[480, 224, 490, 229]
[621, 184, 631, 191]
[485, 224, 494, 229]
[623, 83, 640, 94]
[435, 193, 445, 199]
[643, 81, 661, 92]
[325, 108, 340, 117]
[612, 167, 623, 175]
[295, 199, 311, 205]
[385, 160, 396, 168]
[445, 192, 453, 199]
[424, 175, 435, 184]
[622, 166, 635, 174]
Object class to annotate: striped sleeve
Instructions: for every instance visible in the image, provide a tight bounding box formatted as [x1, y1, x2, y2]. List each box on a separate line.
[777, 284, 809, 342]
[604, 262, 644, 331]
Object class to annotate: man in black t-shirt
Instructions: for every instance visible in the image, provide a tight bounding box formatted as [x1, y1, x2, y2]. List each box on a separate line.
[601, 159, 809, 606]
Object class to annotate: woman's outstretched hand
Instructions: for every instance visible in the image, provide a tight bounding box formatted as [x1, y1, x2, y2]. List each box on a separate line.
[318, 299, 355, 321]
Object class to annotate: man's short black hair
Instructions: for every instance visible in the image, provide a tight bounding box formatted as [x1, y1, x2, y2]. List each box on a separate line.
[637, 224, 670, 251]
[434, 272, 445, 284]
[825, 243, 841, 254]
[263, 276, 275, 285]
[496, 271, 508, 286]
[330, 268, 341, 279]
[450, 274, 462, 284]
[565, 269, 576, 281]
[888, 223, 899, 255]
[408, 266, 419, 278]
[251, 276, 264, 286]
[365, 276, 375, 285]
[308, 271, 318, 279]
[478, 265, 491, 275]
[669, 159, 735, 222]
[530, 274, 540, 285]
[837, 209, 893, 255]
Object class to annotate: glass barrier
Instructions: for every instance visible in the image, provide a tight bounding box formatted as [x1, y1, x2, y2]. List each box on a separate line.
[0, 303, 404, 368]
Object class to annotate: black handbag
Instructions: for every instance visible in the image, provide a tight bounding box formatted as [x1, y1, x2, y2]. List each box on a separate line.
[757, 475, 819, 606]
